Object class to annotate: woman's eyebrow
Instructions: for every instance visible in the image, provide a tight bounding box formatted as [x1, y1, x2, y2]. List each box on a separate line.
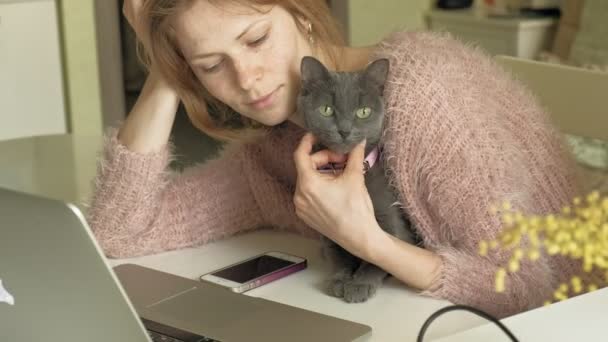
[236, 18, 266, 40]
[190, 19, 266, 61]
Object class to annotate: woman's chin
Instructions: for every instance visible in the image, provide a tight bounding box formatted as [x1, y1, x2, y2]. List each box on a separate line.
[253, 112, 289, 127]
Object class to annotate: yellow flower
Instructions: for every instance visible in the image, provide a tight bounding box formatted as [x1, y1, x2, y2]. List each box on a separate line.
[480, 191, 608, 304]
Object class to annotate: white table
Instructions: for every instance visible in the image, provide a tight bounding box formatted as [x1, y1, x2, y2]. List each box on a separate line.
[0, 134, 101, 210]
[108, 230, 489, 341]
[430, 286, 608, 341]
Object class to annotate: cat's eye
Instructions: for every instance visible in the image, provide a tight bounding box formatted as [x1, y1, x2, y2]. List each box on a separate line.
[356, 107, 372, 119]
[318, 105, 334, 117]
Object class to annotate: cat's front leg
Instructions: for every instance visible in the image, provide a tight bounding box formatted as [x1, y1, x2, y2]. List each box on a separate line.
[342, 261, 388, 303]
[329, 266, 355, 298]
[321, 237, 360, 298]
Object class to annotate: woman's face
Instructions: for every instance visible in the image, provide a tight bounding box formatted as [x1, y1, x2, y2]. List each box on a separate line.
[172, 1, 315, 127]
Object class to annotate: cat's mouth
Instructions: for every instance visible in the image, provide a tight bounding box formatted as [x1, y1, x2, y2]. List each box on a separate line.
[324, 141, 361, 155]
[311, 131, 364, 154]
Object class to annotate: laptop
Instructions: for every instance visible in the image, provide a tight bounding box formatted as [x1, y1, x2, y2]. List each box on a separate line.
[0, 188, 372, 341]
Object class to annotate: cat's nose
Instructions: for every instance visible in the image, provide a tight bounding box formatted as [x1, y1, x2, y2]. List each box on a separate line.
[338, 130, 350, 139]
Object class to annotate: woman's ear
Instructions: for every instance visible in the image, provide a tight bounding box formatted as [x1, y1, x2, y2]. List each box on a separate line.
[295, 15, 314, 45]
[295, 15, 310, 33]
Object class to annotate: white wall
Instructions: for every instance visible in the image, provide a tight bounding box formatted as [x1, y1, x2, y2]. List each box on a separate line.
[331, 0, 433, 46]
[0, 0, 66, 140]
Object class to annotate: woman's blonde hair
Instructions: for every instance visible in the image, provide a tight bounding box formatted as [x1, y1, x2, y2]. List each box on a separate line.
[138, 0, 345, 142]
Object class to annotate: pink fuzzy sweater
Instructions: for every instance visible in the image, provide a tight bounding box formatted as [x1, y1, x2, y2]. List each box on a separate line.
[88, 31, 593, 318]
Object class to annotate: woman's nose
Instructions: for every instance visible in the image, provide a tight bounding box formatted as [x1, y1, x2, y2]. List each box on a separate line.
[234, 60, 262, 91]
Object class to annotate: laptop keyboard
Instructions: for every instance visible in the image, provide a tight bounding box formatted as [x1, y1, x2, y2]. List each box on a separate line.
[143, 318, 221, 342]
[147, 329, 220, 342]
[148, 329, 186, 342]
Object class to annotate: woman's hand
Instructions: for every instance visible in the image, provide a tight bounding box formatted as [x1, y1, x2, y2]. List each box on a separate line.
[123, 0, 150, 50]
[293, 133, 443, 290]
[293, 133, 386, 260]
[118, 0, 181, 153]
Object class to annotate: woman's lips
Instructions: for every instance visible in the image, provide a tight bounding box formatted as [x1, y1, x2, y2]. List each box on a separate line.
[248, 87, 278, 110]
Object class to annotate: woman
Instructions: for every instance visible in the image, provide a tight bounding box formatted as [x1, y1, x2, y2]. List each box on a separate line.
[89, 0, 586, 318]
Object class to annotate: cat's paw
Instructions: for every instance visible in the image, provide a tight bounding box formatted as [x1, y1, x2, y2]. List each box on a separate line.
[327, 270, 353, 298]
[342, 280, 379, 303]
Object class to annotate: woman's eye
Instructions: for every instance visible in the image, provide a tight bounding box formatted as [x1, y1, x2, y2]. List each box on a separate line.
[318, 105, 334, 117]
[356, 107, 372, 119]
[202, 60, 224, 73]
[248, 33, 268, 47]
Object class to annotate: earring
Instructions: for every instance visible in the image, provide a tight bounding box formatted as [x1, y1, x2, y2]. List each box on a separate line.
[307, 22, 315, 45]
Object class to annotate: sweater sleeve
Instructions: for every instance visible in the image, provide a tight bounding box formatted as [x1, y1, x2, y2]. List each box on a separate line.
[237, 131, 319, 239]
[415, 142, 561, 319]
[87, 130, 265, 258]
[376, 31, 583, 318]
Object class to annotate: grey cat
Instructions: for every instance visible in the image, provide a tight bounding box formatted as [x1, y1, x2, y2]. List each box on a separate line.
[296, 56, 419, 303]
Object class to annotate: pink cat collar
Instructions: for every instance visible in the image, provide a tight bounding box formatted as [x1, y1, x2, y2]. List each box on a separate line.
[363, 146, 380, 173]
[317, 146, 380, 174]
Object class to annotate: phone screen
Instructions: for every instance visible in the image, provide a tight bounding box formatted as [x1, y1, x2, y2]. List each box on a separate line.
[212, 255, 296, 283]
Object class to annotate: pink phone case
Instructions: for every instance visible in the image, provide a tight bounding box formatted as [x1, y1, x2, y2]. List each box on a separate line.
[201, 253, 308, 293]
[247, 260, 307, 291]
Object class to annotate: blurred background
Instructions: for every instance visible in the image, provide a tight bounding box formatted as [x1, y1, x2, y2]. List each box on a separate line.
[0, 0, 606, 169]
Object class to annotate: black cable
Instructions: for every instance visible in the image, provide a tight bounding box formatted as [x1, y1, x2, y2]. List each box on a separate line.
[417, 304, 519, 342]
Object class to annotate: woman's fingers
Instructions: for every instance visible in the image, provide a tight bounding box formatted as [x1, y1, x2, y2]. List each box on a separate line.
[344, 139, 367, 177]
[294, 133, 317, 178]
[310, 150, 348, 168]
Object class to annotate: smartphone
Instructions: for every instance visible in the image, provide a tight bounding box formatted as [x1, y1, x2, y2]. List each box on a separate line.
[199, 251, 307, 293]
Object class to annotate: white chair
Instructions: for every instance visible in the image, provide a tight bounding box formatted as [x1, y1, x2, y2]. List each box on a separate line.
[495, 55, 608, 192]
[495, 55, 608, 141]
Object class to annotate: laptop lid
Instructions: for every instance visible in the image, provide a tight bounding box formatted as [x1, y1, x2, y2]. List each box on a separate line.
[0, 187, 372, 341]
[0, 188, 150, 342]
[115, 263, 373, 342]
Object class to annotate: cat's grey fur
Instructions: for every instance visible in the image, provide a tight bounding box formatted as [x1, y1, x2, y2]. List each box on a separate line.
[297, 56, 419, 303]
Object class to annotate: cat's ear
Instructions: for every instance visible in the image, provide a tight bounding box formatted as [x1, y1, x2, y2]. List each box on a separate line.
[363, 58, 390, 94]
[300, 56, 331, 85]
